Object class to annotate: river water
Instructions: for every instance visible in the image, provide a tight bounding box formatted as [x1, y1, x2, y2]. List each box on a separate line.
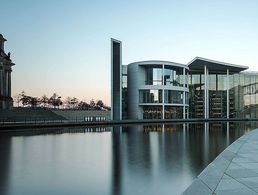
[0, 122, 258, 195]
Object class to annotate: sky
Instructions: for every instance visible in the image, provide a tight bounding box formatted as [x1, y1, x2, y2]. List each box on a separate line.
[1, 0, 258, 105]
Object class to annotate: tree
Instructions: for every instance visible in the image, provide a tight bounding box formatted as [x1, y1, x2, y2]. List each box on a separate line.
[20, 93, 30, 107]
[70, 97, 79, 108]
[96, 100, 104, 108]
[78, 101, 90, 110]
[29, 97, 39, 107]
[53, 97, 63, 109]
[40, 95, 48, 108]
[13, 94, 22, 107]
[49, 93, 62, 109]
[89, 99, 95, 109]
[65, 96, 72, 109]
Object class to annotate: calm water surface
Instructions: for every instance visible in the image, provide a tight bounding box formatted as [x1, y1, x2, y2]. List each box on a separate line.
[0, 122, 258, 195]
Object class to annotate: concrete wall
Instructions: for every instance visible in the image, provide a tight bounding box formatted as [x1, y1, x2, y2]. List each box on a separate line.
[127, 63, 145, 119]
[111, 39, 122, 120]
[53, 110, 111, 121]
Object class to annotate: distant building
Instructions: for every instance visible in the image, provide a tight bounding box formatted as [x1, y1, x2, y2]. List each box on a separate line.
[0, 34, 15, 109]
[111, 39, 258, 120]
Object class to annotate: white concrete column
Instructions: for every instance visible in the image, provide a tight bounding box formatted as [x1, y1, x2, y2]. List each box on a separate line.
[204, 65, 207, 119]
[162, 64, 164, 120]
[227, 68, 229, 118]
[183, 68, 186, 119]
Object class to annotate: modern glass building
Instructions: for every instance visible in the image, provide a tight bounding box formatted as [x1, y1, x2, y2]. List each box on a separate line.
[188, 57, 258, 119]
[111, 39, 258, 120]
[126, 61, 189, 120]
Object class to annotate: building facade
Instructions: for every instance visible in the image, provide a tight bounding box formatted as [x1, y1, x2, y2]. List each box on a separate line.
[0, 34, 15, 109]
[188, 57, 258, 119]
[111, 39, 258, 120]
[127, 61, 189, 119]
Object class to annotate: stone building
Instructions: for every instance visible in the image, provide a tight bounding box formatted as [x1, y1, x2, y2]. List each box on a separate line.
[0, 34, 15, 109]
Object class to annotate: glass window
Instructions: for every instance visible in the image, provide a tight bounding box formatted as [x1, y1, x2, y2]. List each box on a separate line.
[163, 66, 183, 87]
[185, 92, 189, 105]
[122, 75, 127, 88]
[164, 90, 183, 104]
[145, 66, 162, 85]
[164, 106, 183, 119]
[217, 74, 227, 91]
[143, 106, 162, 119]
[185, 69, 189, 87]
[139, 90, 162, 103]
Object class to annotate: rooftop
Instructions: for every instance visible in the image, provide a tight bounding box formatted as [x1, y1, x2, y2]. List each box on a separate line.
[188, 57, 249, 74]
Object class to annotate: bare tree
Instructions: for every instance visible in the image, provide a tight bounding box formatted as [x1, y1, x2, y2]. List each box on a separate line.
[20, 91, 30, 107]
[40, 95, 48, 108]
[89, 99, 95, 109]
[70, 97, 79, 109]
[65, 96, 72, 109]
[96, 100, 104, 108]
[13, 94, 22, 107]
[78, 101, 90, 110]
[49, 93, 62, 109]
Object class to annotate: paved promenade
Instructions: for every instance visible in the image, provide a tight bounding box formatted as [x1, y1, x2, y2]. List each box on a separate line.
[183, 128, 258, 195]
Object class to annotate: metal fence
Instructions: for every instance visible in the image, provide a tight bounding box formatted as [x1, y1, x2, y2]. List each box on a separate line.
[0, 116, 108, 125]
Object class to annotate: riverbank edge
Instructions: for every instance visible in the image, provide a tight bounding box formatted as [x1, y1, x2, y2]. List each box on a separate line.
[182, 127, 258, 195]
[1, 118, 258, 132]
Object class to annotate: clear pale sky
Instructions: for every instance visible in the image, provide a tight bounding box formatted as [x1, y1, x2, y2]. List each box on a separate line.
[1, 0, 258, 105]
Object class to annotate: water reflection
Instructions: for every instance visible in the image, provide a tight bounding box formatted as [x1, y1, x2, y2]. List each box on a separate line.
[0, 136, 11, 195]
[110, 122, 258, 195]
[111, 126, 123, 195]
[0, 122, 258, 195]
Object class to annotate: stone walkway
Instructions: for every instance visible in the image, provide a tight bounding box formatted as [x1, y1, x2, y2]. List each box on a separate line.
[183, 128, 258, 195]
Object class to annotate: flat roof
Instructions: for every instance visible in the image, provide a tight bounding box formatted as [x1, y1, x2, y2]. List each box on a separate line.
[128, 60, 189, 69]
[188, 57, 249, 74]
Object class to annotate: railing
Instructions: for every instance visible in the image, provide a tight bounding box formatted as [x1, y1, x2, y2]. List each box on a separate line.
[0, 116, 109, 126]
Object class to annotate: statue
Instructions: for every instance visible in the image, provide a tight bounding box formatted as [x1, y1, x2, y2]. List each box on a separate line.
[7, 52, 11, 60]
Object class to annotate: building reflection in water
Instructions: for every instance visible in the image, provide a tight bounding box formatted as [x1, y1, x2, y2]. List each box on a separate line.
[1, 122, 258, 195]
[110, 122, 257, 195]
[0, 136, 11, 195]
[111, 126, 123, 195]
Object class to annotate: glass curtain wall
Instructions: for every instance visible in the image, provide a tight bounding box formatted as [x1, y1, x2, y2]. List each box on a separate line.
[189, 73, 204, 118]
[163, 65, 184, 87]
[164, 106, 183, 119]
[142, 64, 187, 119]
[143, 106, 162, 119]
[230, 73, 258, 118]
[209, 74, 228, 118]
[189, 71, 229, 118]
[139, 90, 162, 103]
[122, 65, 128, 119]
[241, 73, 258, 118]
[189, 71, 258, 119]
[164, 90, 183, 104]
[145, 66, 163, 85]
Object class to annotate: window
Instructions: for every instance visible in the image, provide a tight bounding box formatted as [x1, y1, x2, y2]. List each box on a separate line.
[164, 90, 183, 104]
[164, 66, 184, 87]
[139, 90, 162, 103]
[145, 67, 162, 85]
